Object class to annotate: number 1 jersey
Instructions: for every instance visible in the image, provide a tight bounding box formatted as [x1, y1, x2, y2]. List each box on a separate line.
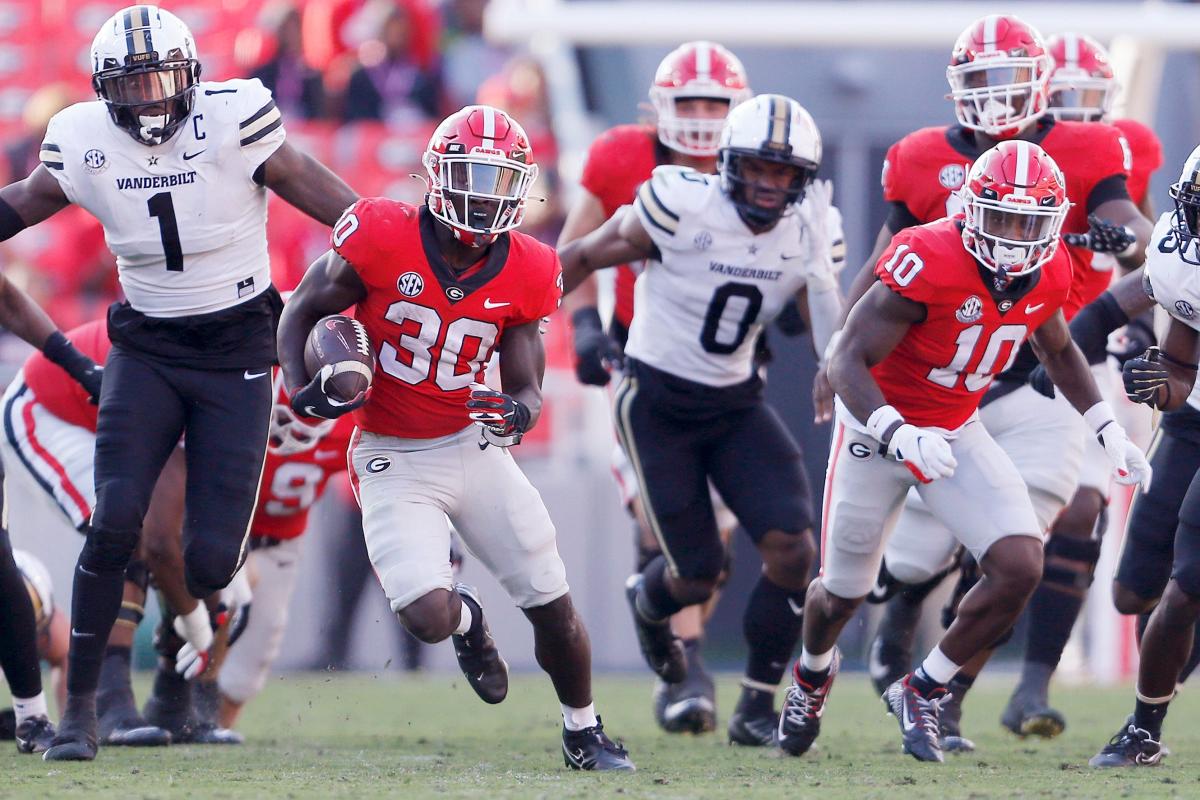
[858, 218, 1071, 433]
[39, 78, 285, 317]
[333, 199, 561, 439]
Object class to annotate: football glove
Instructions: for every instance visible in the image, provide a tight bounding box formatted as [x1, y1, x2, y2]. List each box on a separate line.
[467, 387, 531, 449]
[1063, 214, 1138, 258]
[173, 603, 214, 681]
[1086, 401, 1152, 489]
[797, 179, 839, 292]
[571, 307, 623, 386]
[289, 365, 368, 420]
[866, 404, 957, 484]
[1122, 346, 1170, 406]
[43, 331, 103, 404]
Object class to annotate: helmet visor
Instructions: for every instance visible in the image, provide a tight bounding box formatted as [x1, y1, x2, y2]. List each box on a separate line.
[1047, 81, 1111, 121]
[447, 160, 528, 198]
[98, 64, 193, 106]
[978, 204, 1059, 243]
[434, 154, 536, 236]
[948, 56, 1048, 133]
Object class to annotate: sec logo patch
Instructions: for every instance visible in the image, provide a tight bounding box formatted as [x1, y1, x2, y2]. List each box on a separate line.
[938, 163, 966, 189]
[955, 295, 983, 323]
[397, 271, 424, 297]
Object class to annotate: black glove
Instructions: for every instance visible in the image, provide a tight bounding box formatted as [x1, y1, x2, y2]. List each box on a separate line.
[1063, 214, 1137, 256]
[1027, 364, 1056, 399]
[774, 299, 807, 337]
[289, 368, 366, 420]
[466, 388, 530, 448]
[571, 307, 623, 386]
[42, 331, 102, 403]
[1107, 316, 1157, 367]
[1123, 347, 1169, 406]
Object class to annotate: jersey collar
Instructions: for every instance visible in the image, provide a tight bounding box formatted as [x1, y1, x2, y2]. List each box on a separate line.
[945, 116, 1057, 162]
[418, 207, 511, 304]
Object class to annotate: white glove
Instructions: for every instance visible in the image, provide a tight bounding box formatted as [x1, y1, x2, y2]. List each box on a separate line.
[797, 179, 838, 292]
[1085, 401, 1153, 489]
[221, 567, 252, 612]
[867, 405, 957, 484]
[173, 603, 214, 680]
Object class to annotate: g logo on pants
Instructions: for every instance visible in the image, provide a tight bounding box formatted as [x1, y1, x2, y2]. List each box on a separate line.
[365, 456, 391, 474]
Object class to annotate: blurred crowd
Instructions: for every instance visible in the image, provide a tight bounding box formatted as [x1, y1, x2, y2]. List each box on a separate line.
[0, 0, 565, 331]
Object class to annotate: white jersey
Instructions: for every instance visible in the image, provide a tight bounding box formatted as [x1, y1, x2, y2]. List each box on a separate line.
[39, 78, 286, 317]
[627, 165, 845, 387]
[1144, 211, 1200, 411]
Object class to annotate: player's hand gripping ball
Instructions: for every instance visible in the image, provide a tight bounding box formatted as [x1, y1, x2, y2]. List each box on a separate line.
[292, 315, 375, 419]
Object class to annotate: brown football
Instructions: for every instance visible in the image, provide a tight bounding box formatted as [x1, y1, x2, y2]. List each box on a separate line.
[304, 315, 375, 402]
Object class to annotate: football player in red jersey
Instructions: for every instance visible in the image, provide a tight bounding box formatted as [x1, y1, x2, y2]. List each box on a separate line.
[777, 141, 1151, 764]
[278, 105, 635, 771]
[560, 42, 763, 739]
[845, 14, 1155, 747]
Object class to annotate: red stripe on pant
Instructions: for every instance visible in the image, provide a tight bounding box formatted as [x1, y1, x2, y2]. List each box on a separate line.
[22, 399, 90, 523]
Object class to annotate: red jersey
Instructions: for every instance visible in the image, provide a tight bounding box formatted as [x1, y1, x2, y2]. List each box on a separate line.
[334, 198, 561, 439]
[882, 118, 1129, 316]
[23, 319, 108, 432]
[579, 124, 665, 328]
[871, 219, 1072, 431]
[250, 415, 354, 540]
[1112, 118, 1163, 208]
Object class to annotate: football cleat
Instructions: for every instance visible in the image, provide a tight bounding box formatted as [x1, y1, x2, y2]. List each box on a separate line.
[938, 691, 975, 754]
[728, 708, 778, 747]
[1089, 723, 1163, 768]
[98, 708, 171, 747]
[562, 717, 635, 772]
[653, 676, 717, 735]
[778, 648, 840, 757]
[452, 583, 509, 705]
[624, 574, 687, 684]
[15, 715, 56, 754]
[1000, 692, 1066, 739]
[882, 676, 947, 763]
[179, 721, 244, 745]
[42, 703, 98, 762]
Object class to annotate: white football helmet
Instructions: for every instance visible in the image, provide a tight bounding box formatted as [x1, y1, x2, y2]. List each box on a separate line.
[717, 94, 821, 228]
[90, 5, 201, 145]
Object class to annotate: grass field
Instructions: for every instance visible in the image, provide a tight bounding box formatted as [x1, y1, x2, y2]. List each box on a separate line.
[1, 672, 1196, 799]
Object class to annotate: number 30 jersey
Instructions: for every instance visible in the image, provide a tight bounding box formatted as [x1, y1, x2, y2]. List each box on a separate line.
[39, 78, 285, 317]
[333, 198, 561, 440]
[627, 166, 846, 387]
[857, 217, 1071, 434]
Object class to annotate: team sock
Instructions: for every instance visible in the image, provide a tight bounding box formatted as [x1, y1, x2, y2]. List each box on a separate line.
[97, 646, 136, 717]
[12, 693, 48, 726]
[798, 647, 833, 686]
[561, 702, 598, 732]
[66, 562, 126, 696]
[743, 575, 805, 687]
[911, 647, 959, 695]
[638, 556, 684, 622]
[1133, 690, 1173, 738]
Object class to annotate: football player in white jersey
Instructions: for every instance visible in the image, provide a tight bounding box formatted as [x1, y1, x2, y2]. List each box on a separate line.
[0, 6, 359, 761]
[560, 94, 844, 744]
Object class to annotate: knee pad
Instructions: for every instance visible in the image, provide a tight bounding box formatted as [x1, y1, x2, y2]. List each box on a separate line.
[504, 545, 569, 610]
[1043, 535, 1103, 592]
[81, 526, 141, 573]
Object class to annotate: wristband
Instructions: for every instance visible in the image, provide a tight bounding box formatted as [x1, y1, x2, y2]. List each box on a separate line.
[1083, 400, 1116, 434]
[866, 404, 905, 448]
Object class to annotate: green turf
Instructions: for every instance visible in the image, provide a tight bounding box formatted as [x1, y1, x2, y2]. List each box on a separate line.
[1, 672, 1195, 799]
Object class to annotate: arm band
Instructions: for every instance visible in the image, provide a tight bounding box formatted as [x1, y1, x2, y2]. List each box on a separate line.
[1068, 291, 1128, 365]
[0, 197, 28, 242]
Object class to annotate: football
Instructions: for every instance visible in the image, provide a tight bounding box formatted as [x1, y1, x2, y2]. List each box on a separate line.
[304, 315, 375, 402]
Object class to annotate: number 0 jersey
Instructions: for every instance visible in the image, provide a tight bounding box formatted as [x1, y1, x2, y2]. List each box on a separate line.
[39, 78, 286, 317]
[843, 218, 1071, 434]
[333, 199, 562, 439]
[627, 166, 846, 387]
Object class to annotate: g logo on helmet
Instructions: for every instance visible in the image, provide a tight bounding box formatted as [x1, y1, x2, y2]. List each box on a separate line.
[397, 272, 424, 298]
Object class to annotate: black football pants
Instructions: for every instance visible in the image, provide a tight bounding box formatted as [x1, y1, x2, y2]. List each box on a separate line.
[0, 486, 44, 700]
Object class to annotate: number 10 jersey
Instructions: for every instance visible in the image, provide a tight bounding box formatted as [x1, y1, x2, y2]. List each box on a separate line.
[39, 78, 285, 317]
[627, 166, 845, 387]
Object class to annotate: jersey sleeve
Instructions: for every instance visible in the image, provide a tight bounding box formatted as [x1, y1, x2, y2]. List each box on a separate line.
[874, 227, 939, 305]
[632, 165, 707, 254]
[39, 110, 77, 203]
[579, 131, 619, 206]
[513, 241, 563, 325]
[1082, 124, 1133, 209]
[881, 140, 904, 203]
[330, 198, 387, 288]
[236, 78, 286, 177]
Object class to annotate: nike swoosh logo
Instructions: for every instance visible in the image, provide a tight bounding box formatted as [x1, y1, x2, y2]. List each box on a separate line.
[483, 299, 510, 309]
[304, 406, 320, 417]
[1025, 303, 1045, 314]
[780, 253, 806, 260]
[183, 150, 206, 160]
[244, 370, 267, 380]
[787, 597, 804, 616]
[901, 700, 917, 731]
[71, 628, 95, 638]
[564, 746, 593, 769]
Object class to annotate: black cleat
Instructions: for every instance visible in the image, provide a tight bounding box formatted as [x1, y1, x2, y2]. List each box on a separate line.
[655, 644, 717, 734]
[99, 706, 171, 747]
[42, 701, 98, 762]
[624, 574, 686, 684]
[1000, 692, 1066, 739]
[778, 648, 840, 757]
[938, 691, 975, 754]
[562, 717, 635, 771]
[452, 583, 509, 705]
[179, 721, 244, 745]
[728, 708, 778, 747]
[15, 715, 56, 754]
[1089, 723, 1163, 768]
[882, 676, 947, 763]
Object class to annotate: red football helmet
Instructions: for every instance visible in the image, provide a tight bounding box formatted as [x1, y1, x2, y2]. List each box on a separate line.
[423, 105, 539, 247]
[1046, 33, 1116, 122]
[649, 41, 751, 157]
[959, 140, 1070, 282]
[946, 15, 1054, 138]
